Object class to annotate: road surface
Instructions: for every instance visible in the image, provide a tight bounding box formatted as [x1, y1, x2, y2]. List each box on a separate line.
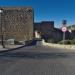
[0, 45, 75, 75]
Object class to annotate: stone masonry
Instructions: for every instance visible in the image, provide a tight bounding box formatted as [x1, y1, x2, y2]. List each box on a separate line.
[0, 7, 34, 42]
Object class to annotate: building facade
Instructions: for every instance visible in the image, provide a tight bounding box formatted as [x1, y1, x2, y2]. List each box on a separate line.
[68, 25, 75, 39]
[34, 21, 56, 42]
[34, 21, 67, 43]
[0, 7, 34, 42]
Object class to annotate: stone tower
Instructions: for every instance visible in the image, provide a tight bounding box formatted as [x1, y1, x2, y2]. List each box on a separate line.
[0, 7, 34, 42]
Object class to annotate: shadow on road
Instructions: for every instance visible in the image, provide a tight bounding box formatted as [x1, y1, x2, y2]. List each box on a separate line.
[0, 52, 68, 59]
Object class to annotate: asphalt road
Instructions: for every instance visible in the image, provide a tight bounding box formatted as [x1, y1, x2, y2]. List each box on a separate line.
[0, 45, 75, 75]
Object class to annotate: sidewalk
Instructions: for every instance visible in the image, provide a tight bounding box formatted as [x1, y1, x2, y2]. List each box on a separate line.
[40, 39, 75, 50]
[0, 45, 7, 51]
[0, 45, 24, 53]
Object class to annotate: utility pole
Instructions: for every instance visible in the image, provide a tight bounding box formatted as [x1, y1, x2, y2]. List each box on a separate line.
[70, 25, 72, 40]
[0, 9, 5, 48]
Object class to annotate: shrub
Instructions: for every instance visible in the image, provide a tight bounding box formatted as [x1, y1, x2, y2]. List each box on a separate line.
[14, 40, 23, 45]
[71, 39, 75, 44]
[46, 39, 54, 43]
[58, 40, 71, 44]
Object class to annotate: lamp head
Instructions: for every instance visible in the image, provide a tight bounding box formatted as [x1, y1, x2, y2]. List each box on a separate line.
[0, 10, 3, 13]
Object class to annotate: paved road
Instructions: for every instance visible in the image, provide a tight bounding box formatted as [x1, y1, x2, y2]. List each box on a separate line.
[0, 45, 75, 75]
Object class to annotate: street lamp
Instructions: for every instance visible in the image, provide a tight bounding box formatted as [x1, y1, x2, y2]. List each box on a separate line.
[0, 9, 5, 48]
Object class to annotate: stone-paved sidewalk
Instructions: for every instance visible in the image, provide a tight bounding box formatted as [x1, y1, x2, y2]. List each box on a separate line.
[0, 45, 24, 52]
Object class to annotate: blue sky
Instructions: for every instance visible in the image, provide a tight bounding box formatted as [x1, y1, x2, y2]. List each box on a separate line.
[0, 0, 75, 28]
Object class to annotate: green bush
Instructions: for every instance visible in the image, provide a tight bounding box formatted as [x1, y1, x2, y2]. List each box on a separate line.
[58, 40, 71, 44]
[46, 39, 54, 43]
[71, 39, 75, 44]
[14, 40, 23, 45]
[14, 40, 19, 44]
[58, 39, 75, 45]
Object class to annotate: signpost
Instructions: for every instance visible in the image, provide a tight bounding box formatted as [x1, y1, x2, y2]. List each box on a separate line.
[61, 27, 67, 32]
[61, 26, 67, 44]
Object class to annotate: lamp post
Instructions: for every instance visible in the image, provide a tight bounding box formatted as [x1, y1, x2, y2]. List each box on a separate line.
[69, 25, 72, 47]
[0, 9, 5, 48]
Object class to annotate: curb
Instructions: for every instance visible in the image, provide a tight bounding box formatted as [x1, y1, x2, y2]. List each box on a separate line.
[43, 43, 75, 50]
[0, 45, 25, 53]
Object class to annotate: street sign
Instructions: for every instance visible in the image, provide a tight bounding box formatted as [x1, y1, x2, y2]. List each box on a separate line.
[61, 26, 67, 32]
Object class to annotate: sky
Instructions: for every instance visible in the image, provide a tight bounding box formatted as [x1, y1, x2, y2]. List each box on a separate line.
[0, 0, 75, 28]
